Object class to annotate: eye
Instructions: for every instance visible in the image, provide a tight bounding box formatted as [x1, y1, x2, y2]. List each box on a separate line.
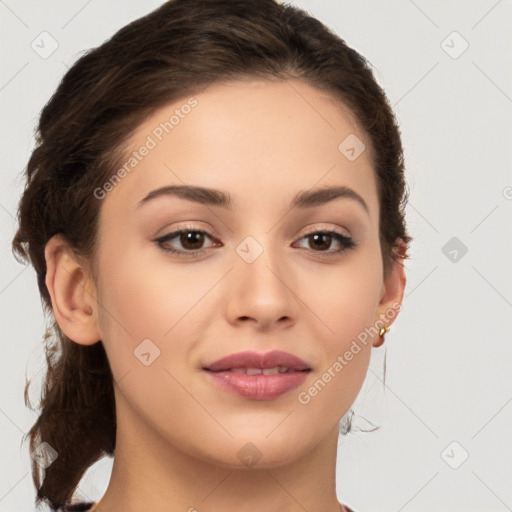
[154, 226, 357, 258]
[155, 226, 219, 257]
[293, 230, 357, 257]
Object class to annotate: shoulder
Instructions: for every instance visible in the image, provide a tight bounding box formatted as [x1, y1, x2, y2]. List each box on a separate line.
[56, 502, 95, 511]
[57, 501, 354, 512]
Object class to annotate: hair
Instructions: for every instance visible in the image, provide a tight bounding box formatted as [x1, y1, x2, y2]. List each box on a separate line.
[12, 0, 412, 509]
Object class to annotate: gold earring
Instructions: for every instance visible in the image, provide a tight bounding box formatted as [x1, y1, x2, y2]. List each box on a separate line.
[378, 325, 390, 337]
[374, 325, 390, 348]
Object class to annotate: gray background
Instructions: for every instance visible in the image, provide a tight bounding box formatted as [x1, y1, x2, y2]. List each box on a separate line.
[1, 1, 511, 511]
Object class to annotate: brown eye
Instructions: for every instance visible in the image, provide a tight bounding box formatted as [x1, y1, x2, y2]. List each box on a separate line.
[294, 230, 356, 256]
[155, 227, 357, 259]
[179, 231, 205, 250]
[307, 233, 332, 251]
[155, 228, 218, 257]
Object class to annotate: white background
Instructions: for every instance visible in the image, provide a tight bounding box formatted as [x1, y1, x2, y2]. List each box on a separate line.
[1, 1, 511, 511]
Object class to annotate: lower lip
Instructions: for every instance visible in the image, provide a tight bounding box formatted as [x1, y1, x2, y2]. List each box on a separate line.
[203, 370, 309, 400]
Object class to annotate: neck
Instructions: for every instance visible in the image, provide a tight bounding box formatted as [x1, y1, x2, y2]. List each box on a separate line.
[91, 396, 345, 512]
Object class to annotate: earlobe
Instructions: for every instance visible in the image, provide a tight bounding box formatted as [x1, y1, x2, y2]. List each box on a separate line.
[373, 248, 407, 347]
[44, 234, 101, 345]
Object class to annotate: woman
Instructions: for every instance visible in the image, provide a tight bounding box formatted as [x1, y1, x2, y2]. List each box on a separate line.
[12, 0, 412, 510]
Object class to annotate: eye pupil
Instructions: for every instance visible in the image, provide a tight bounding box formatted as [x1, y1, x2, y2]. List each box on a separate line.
[181, 231, 204, 249]
[309, 233, 331, 251]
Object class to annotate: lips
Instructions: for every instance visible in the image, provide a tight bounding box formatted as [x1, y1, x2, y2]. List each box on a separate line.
[202, 350, 312, 400]
[203, 349, 312, 372]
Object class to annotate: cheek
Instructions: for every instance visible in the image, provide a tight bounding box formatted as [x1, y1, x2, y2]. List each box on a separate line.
[288, 249, 382, 408]
[96, 239, 199, 333]
[303, 246, 382, 341]
[94, 261, 197, 434]
[94, 247, 213, 377]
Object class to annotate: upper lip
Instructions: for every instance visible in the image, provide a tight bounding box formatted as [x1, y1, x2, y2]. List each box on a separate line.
[204, 350, 311, 372]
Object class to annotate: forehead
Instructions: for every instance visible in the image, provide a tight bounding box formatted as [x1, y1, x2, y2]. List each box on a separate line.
[102, 78, 378, 219]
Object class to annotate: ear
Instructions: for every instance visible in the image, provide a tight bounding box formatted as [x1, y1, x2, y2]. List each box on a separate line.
[374, 241, 407, 346]
[44, 233, 101, 345]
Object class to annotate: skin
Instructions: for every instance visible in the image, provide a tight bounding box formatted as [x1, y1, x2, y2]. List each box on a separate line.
[44, 78, 406, 512]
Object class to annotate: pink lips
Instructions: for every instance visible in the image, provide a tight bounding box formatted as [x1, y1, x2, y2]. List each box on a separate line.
[203, 350, 311, 400]
[205, 349, 311, 372]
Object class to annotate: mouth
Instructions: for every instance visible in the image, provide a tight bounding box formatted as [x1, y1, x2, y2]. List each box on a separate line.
[202, 350, 312, 400]
[202, 367, 311, 400]
[203, 349, 312, 373]
[204, 366, 310, 375]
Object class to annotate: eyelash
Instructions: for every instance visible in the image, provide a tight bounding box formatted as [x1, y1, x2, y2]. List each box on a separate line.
[155, 224, 358, 259]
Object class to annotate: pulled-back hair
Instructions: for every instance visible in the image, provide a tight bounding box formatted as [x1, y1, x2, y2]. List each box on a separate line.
[12, 0, 412, 509]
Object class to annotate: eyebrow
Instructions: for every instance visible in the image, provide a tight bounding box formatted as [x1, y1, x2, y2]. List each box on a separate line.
[136, 184, 369, 214]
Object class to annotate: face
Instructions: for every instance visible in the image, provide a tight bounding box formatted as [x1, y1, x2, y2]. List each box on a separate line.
[89, 78, 402, 468]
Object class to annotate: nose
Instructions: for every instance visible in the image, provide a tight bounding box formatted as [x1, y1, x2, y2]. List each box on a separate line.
[224, 239, 298, 332]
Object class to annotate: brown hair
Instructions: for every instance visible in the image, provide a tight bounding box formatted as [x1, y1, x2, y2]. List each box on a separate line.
[12, 0, 412, 509]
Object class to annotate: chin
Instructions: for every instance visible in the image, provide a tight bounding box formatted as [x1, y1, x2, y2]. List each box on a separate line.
[191, 432, 313, 470]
